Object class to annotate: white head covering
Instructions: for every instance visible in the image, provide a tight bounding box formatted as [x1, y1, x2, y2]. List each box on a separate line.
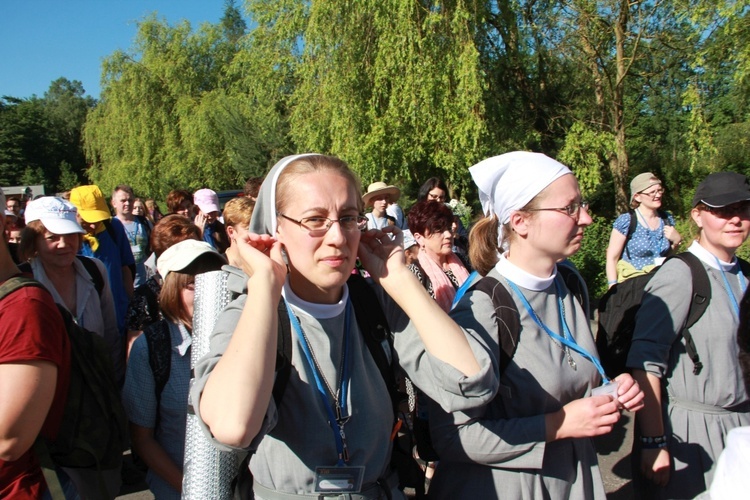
[249, 154, 317, 235]
[469, 151, 572, 248]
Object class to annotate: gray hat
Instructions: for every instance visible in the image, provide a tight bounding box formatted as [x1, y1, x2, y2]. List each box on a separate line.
[630, 172, 661, 203]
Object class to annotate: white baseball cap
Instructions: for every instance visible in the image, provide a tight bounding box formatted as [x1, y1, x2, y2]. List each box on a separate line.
[157, 239, 225, 278]
[24, 197, 85, 235]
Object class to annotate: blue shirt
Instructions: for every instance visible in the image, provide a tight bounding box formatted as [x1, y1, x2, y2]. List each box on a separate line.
[79, 217, 135, 334]
[613, 211, 676, 270]
[122, 321, 191, 500]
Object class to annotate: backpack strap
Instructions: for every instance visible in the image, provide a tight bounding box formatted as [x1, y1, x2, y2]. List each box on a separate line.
[346, 274, 397, 404]
[76, 255, 104, 297]
[624, 210, 638, 260]
[144, 319, 172, 427]
[272, 275, 397, 407]
[272, 297, 293, 407]
[0, 275, 43, 301]
[669, 253, 711, 375]
[557, 263, 588, 312]
[469, 277, 521, 376]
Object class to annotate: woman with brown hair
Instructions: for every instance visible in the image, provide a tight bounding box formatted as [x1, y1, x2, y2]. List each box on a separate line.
[122, 240, 225, 499]
[125, 215, 201, 357]
[407, 200, 471, 312]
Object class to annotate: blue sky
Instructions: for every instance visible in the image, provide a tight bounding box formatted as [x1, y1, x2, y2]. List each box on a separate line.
[1, 1, 241, 100]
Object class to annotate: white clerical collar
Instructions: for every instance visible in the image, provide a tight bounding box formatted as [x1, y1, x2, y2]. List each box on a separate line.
[687, 240, 737, 271]
[282, 277, 348, 319]
[494, 253, 556, 291]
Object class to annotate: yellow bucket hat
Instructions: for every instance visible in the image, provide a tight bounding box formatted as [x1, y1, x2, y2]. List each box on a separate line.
[69, 185, 111, 223]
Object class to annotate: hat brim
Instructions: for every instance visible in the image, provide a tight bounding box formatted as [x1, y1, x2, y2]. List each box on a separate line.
[39, 218, 85, 235]
[78, 208, 111, 223]
[630, 180, 662, 203]
[696, 192, 750, 208]
[157, 244, 226, 277]
[196, 202, 221, 214]
[363, 186, 400, 206]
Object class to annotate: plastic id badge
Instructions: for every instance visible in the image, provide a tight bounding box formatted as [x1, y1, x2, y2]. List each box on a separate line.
[591, 380, 619, 400]
[314, 466, 365, 493]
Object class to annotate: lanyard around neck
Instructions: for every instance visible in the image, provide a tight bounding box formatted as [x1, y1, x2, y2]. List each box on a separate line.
[286, 301, 353, 465]
[714, 256, 747, 318]
[505, 277, 610, 383]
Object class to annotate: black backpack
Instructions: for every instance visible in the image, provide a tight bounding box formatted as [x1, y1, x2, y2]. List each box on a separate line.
[596, 252, 750, 377]
[0, 276, 128, 498]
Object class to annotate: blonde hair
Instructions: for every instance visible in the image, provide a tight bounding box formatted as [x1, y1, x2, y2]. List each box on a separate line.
[468, 191, 545, 276]
[223, 197, 255, 229]
[276, 155, 363, 214]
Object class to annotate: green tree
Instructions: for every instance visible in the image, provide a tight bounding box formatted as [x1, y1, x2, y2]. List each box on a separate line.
[84, 8, 276, 200]
[242, 0, 487, 195]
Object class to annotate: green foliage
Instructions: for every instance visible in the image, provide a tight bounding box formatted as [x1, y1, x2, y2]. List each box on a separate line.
[83, 10, 282, 200]
[558, 122, 613, 197]
[569, 214, 612, 299]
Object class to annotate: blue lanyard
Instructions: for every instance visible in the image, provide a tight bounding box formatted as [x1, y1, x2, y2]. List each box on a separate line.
[451, 270, 479, 310]
[505, 277, 610, 383]
[714, 257, 747, 318]
[286, 301, 352, 465]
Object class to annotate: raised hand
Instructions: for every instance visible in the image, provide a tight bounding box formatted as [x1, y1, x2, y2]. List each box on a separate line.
[234, 233, 287, 285]
[358, 226, 405, 282]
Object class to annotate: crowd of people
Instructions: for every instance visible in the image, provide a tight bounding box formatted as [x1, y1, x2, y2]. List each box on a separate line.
[1, 154, 748, 500]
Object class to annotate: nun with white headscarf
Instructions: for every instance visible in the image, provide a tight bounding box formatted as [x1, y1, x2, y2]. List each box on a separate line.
[426, 152, 644, 499]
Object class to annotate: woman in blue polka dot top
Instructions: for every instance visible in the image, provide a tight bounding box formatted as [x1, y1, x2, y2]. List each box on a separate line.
[605, 172, 682, 287]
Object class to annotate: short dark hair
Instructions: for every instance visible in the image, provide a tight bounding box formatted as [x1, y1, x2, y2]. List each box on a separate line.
[166, 189, 193, 214]
[150, 214, 201, 258]
[244, 177, 264, 198]
[407, 200, 454, 236]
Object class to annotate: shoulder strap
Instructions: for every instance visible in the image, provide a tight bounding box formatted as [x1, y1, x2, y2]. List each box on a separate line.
[103, 219, 118, 242]
[145, 319, 173, 424]
[738, 257, 750, 278]
[624, 210, 637, 260]
[469, 276, 521, 376]
[346, 274, 397, 404]
[76, 255, 104, 297]
[557, 264, 587, 311]
[0, 275, 44, 302]
[272, 298, 293, 407]
[670, 253, 711, 375]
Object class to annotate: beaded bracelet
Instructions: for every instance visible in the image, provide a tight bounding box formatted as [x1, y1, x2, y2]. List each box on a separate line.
[640, 435, 668, 449]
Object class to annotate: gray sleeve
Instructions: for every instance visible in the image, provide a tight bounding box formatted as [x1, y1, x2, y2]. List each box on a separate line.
[382, 286, 499, 413]
[429, 287, 548, 468]
[626, 258, 691, 377]
[431, 403, 548, 469]
[189, 293, 278, 453]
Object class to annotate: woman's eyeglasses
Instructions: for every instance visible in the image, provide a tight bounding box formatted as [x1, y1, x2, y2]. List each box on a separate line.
[639, 188, 665, 198]
[704, 202, 750, 219]
[528, 201, 590, 220]
[278, 213, 369, 237]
